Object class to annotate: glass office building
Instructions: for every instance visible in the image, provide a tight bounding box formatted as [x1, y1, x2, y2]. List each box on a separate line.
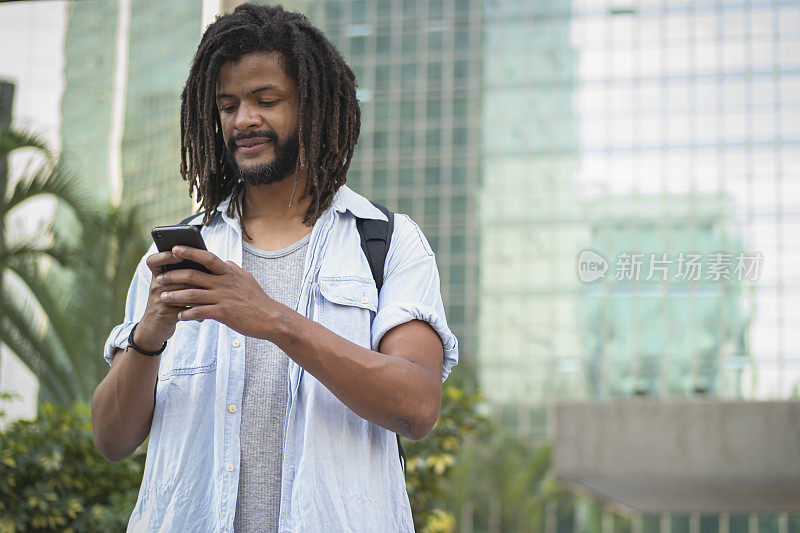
[302, 0, 799, 528]
[478, 0, 584, 438]
[120, 0, 202, 225]
[474, 0, 799, 438]
[568, 0, 799, 404]
[60, 0, 199, 226]
[60, 0, 119, 203]
[283, 0, 484, 364]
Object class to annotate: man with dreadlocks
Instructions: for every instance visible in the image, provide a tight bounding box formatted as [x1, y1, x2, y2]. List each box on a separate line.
[91, 4, 457, 532]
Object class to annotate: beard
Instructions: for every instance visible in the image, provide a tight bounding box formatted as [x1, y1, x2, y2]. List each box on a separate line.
[224, 129, 299, 186]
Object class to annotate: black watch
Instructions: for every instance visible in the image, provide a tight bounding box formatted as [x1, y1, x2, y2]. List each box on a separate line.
[127, 323, 167, 357]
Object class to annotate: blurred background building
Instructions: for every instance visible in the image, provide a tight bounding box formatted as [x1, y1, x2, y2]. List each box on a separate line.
[1, 0, 799, 530]
[60, 0, 202, 223]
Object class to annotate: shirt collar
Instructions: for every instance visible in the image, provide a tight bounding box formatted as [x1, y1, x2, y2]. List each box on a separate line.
[214, 184, 387, 223]
[330, 185, 388, 221]
[216, 194, 234, 215]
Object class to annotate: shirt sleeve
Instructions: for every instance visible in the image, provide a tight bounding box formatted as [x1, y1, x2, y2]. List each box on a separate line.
[102, 244, 156, 366]
[370, 214, 459, 382]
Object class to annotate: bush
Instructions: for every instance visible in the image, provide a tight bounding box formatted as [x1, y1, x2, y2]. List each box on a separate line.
[404, 385, 487, 532]
[0, 403, 144, 532]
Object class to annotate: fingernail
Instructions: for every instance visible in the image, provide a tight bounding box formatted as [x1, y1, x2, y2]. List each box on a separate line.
[161, 292, 171, 300]
[155, 275, 163, 284]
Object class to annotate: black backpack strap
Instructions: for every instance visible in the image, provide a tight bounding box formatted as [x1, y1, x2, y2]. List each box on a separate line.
[354, 201, 406, 475]
[356, 201, 394, 292]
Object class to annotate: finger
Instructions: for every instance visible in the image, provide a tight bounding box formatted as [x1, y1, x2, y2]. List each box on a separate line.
[156, 269, 216, 289]
[177, 304, 217, 322]
[172, 246, 228, 275]
[146, 251, 183, 274]
[160, 288, 217, 306]
[153, 282, 196, 293]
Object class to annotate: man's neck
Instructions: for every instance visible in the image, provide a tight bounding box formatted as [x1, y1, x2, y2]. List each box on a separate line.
[240, 169, 314, 251]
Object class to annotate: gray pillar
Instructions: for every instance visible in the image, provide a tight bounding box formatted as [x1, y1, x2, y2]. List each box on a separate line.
[0, 80, 14, 193]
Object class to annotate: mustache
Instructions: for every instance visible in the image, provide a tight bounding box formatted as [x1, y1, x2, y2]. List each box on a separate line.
[228, 130, 279, 152]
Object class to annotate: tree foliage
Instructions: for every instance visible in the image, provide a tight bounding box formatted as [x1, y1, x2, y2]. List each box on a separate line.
[0, 402, 144, 532]
[0, 127, 149, 406]
[0, 128, 88, 269]
[445, 434, 577, 532]
[404, 385, 487, 532]
[402, 376, 578, 532]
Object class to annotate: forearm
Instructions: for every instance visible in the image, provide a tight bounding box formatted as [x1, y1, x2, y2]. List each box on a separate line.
[155, 248, 445, 439]
[91, 347, 160, 462]
[269, 308, 440, 440]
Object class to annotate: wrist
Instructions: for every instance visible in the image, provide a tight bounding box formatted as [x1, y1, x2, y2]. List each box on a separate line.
[135, 317, 169, 347]
[262, 303, 294, 343]
[129, 323, 167, 355]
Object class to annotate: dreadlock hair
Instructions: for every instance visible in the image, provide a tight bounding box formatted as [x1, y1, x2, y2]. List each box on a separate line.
[179, 3, 361, 228]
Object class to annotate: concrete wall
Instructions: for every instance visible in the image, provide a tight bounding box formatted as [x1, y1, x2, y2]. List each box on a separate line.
[553, 399, 800, 512]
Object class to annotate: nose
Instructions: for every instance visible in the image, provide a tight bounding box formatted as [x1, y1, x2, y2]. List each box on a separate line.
[232, 102, 261, 132]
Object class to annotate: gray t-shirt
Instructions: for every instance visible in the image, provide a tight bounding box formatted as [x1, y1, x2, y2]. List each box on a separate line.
[234, 233, 309, 533]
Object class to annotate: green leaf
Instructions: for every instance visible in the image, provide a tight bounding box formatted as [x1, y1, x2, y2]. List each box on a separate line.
[0, 402, 144, 530]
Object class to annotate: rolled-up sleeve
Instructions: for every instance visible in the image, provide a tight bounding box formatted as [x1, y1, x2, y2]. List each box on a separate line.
[370, 214, 459, 382]
[102, 246, 155, 366]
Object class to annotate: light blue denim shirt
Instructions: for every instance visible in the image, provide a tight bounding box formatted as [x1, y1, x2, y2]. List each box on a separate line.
[103, 185, 459, 532]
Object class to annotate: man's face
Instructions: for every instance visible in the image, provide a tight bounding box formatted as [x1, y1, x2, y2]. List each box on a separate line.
[216, 51, 300, 185]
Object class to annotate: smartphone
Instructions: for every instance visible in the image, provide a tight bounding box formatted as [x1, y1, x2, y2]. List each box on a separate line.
[151, 225, 212, 274]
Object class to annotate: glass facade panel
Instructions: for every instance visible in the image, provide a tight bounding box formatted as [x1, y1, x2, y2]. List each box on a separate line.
[60, 0, 118, 203]
[121, 0, 200, 227]
[61, 0, 200, 227]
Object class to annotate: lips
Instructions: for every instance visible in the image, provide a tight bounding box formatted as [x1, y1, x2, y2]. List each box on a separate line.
[228, 130, 279, 156]
[235, 138, 272, 154]
[236, 138, 269, 148]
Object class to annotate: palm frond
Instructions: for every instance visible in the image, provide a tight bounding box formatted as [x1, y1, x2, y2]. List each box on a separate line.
[3, 161, 91, 219]
[2, 263, 92, 399]
[0, 320, 69, 406]
[0, 287, 77, 404]
[0, 242, 74, 269]
[0, 130, 150, 409]
[5, 203, 150, 400]
[0, 128, 53, 161]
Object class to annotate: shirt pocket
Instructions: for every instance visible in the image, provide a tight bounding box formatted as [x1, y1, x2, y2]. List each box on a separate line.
[317, 277, 378, 349]
[157, 320, 217, 380]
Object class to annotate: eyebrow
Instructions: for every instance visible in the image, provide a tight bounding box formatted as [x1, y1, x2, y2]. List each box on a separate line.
[216, 85, 281, 100]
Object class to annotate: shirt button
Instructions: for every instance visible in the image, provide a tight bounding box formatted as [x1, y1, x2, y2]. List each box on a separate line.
[225, 463, 234, 472]
[228, 404, 237, 414]
[360, 295, 368, 304]
[232, 339, 241, 348]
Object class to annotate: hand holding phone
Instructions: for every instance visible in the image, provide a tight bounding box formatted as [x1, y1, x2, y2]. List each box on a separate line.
[151, 225, 212, 274]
